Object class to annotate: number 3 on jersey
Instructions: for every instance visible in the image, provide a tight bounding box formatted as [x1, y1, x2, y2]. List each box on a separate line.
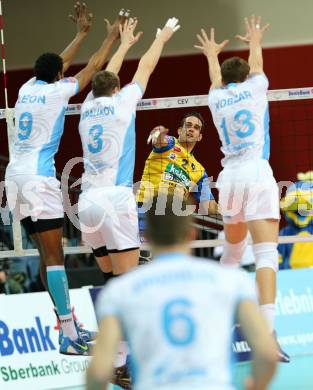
[162, 298, 195, 346]
[88, 124, 104, 153]
[18, 112, 33, 140]
[221, 109, 255, 145]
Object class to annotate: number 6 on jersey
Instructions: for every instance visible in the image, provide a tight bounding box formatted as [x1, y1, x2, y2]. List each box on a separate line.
[162, 298, 196, 346]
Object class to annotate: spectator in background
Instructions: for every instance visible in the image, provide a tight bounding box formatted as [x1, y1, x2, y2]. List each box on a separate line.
[279, 171, 313, 269]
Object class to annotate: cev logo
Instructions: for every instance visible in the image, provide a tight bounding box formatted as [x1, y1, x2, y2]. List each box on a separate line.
[177, 99, 188, 105]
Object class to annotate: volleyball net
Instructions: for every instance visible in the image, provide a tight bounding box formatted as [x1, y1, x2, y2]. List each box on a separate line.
[1, 86, 313, 260]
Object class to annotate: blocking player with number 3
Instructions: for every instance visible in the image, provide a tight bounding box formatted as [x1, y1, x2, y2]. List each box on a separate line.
[195, 16, 289, 362]
[78, 17, 180, 276]
[5, 3, 128, 356]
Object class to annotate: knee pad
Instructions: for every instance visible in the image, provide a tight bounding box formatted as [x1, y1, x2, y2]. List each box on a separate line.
[220, 237, 247, 267]
[253, 242, 278, 272]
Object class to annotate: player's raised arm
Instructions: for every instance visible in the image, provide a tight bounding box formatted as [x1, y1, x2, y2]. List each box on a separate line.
[61, 2, 93, 73]
[106, 17, 143, 74]
[74, 9, 128, 93]
[235, 15, 269, 74]
[195, 28, 229, 90]
[131, 17, 180, 92]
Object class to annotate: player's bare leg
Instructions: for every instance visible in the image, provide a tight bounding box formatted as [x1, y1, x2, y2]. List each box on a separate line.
[224, 218, 289, 362]
[109, 249, 139, 275]
[247, 219, 278, 306]
[108, 249, 139, 389]
[37, 227, 95, 354]
[96, 255, 113, 273]
[222, 222, 248, 267]
[224, 222, 248, 243]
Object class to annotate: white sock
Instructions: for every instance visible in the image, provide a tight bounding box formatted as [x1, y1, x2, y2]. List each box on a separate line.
[114, 341, 129, 367]
[59, 314, 78, 341]
[260, 304, 275, 332]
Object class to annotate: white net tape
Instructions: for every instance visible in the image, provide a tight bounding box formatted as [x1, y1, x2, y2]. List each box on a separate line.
[1, 86, 313, 119]
[1, 86, 313, 258]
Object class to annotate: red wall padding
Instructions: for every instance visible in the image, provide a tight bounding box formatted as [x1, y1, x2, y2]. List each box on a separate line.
[1, 44, 313, 185]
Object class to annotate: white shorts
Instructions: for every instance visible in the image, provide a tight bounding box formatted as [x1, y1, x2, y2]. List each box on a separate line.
[78, 186, 139, 252]
[216, 159, 280, 224]
[5, 174, 64, 221]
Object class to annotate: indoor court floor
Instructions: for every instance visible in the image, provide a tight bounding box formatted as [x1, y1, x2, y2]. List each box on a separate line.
[64, 353, 313, 390]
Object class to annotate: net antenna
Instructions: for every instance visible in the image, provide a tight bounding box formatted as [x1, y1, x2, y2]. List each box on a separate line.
[0, 0, 23, 254]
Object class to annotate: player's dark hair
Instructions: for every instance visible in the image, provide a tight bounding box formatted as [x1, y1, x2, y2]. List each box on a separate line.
[221, 56, 250, 85]
[146, 194, 193, 246]
[34, 53, 63, 83]
[180, 112, 205, 131]
[92, 70, 120, 97]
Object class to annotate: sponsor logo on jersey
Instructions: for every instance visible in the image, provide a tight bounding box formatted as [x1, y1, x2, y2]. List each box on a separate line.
[163, 163, 191, 189]
[168, 153, 177, 161]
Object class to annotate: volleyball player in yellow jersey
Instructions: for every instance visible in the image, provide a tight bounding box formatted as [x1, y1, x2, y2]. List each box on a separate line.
[137, 113, 218, 242]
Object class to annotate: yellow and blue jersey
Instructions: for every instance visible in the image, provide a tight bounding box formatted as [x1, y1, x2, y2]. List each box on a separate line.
[278, 225, 313, 269]
[279, 178, 313, 269]
[137, 136, 214, 203]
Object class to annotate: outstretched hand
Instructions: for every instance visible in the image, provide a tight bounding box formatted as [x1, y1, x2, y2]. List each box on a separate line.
[235, 15, 269, 44]
[105, 8, 131, 41]
[69, 1, 93, 34]
[155, 17, 181, 43]
[147, 126, 169, 145]
[194, 28, 229, 57]
[119, 18, 143, 48]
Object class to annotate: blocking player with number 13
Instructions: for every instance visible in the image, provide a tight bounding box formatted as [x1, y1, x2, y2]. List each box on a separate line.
[195, 15, 289, 361]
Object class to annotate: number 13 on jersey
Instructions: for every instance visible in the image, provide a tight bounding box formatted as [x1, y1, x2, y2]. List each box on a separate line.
[220, 109, 255, 145]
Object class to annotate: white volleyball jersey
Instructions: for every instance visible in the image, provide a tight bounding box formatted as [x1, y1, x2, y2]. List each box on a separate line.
[208, 74, 269, 167]
[79, 82, 143, 189]
[97, 253, 256, 390]
[6, 77, 78, 177]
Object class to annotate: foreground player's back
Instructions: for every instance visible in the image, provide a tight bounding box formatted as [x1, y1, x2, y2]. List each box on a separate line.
[97, 254, 256, 390]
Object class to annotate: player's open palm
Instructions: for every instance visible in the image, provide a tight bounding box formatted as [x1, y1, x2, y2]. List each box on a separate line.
[105, 9, 130, 41]
[156, 18, 180, 43]
[195, 28, 229, 57]
[147, 126, 169, 145]
[120, 18, 143, 48]
[69, 1, 93, 34]
[235, 15, 269, 44]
